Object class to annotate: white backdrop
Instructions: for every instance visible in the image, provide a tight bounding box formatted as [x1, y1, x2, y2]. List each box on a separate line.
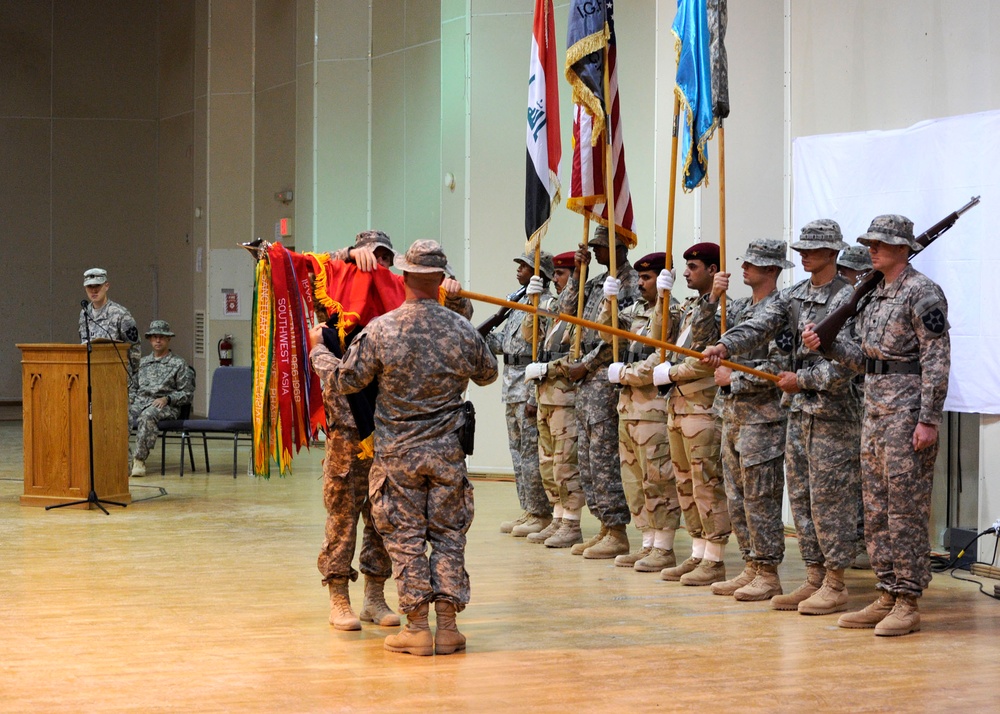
[792, 110, 1000, 414]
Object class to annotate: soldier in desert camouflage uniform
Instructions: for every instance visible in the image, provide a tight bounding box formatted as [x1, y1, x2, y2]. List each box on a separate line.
[602, 252, 681, 573]
[523, 251, 586, 548]
[318, 240, 497, 657]
[128, 320, 193, 477]
[702, 220, 862, 615]
[691, 239, 792, 600]
[486, 252, 556, 537]
[551, 225, 638, 559]
[804, 214, 950, 637]
[652, 243, 730, 586]
[81, 268, 140, 380]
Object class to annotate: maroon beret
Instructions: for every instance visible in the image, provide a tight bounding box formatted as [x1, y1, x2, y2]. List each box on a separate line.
[634, 252, 666, 272]
[553, 251, 576, 269]
[683, 242, 720, 267]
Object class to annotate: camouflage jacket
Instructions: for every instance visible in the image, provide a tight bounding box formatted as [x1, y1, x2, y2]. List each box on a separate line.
[486, 290, 556, 403]
[79, 299, 140, 376]
[520, 293, 575, 408]
[826, 265, 950, 425]
[320, 299, 498, 456]
[657, 295, 718, 416]
[598, 296, 670, 422]
[129, 352, 193, 409]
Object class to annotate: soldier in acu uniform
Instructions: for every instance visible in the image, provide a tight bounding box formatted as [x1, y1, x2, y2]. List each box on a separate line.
[804, 214, 950, 637]
[837, 244, 873, 285]
[318, 240, 498, 656]
[80, 268, 140, 380]
[128, 320, 193, 477]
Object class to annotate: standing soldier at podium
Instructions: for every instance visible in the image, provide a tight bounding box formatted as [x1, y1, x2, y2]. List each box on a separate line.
[80, 268, 140, 380]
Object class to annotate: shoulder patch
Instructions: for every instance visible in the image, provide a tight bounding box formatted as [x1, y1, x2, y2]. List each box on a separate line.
[920, 307, 947, 335]
[775, 328, 795, 354]
[124, 325, 139, 343]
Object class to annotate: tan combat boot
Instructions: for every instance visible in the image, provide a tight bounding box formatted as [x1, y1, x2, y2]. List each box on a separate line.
[680, 559, 726, 586]
[734, 563, 783, 601]
[583, 524, 630, 559]
[500, 511, 530, 534]
[434, 600, 467, 655]
[838, 591, 896, 629]
[384, 602, 433, 656]
[798, 568, 849, 615]
[770, 563, 825, 611]
[634, 548, 677, 572]
[874, 594, 921, 637]
[614, 546, 652, 568]
[358, 576, 401, 627]
[661, 557, 701, 581]
[545, 519, 584, 548]
[711, 561, 757, 596]
[512, 514, 552, 537]
[571, 524, 607, 555]
[327, 577, 361, 631]
[131, 458, 146, 477]
[527, 518, 562, 544]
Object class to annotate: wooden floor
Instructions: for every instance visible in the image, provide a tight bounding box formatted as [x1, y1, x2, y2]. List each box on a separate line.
[1, 422, 998, 712]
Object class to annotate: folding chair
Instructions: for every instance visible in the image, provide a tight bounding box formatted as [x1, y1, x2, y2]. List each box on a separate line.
[180, 366, 253, 478]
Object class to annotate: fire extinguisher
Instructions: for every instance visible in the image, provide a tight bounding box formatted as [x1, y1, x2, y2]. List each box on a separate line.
[218, 334, 234, 366]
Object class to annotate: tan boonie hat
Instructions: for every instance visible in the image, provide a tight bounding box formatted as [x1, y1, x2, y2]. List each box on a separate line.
[83, 268, 108, 286]
[514, 251, 555, 281]
[145, 320, 175, 338]
[737, 238, 793, 269]
[355, 229, 395, 256]
[590, 224, 629, 249]
[394, 239, 453, 274]
[837, 244, 874, 271]
[790, 219, 848, 252]
[857, 214, 919, 251]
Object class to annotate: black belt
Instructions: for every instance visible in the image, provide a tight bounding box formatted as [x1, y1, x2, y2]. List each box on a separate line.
[504, 354, 534, 366]
[864, 358, 921, 375]
[539, 349, 569, 362]
[579, 341, 602, 354]
[624, 348, 654, 364]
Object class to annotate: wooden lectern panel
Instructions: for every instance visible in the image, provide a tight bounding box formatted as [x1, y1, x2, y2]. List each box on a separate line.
[17, 343, 131, 508]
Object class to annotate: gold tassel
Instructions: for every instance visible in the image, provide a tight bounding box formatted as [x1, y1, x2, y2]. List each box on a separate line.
[356, 434, 375, 460]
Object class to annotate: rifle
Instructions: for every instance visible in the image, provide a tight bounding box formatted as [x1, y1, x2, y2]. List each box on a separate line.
[476, 285, 528, 337]
[812, 196, 980, 350]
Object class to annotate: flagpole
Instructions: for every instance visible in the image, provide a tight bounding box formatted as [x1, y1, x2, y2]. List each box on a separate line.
[572, 216, 590, 361]
[718, 120, 727, 333]
[660, 94, 681, 360]
[531, 242, 541, 360]
[602, 38, 619, 363]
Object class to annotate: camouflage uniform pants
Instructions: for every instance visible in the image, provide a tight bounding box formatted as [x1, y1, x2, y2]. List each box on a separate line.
[506, 402, 551, 517]
[129, 400, 180, 461]
[619, 418, 680, 531]
[667, 411, 729, 544]
[537, 403, 585, 511]
[720, 419, 786, 565]
[369, 440, 475, 613]
[317, 426, 392, 584]
[862, 410, 936, 598]
[575, 384, 630, 527]
[785, 411, 860, 570]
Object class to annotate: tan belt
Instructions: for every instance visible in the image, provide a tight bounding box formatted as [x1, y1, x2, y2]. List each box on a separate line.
[671, 376, 718, 397]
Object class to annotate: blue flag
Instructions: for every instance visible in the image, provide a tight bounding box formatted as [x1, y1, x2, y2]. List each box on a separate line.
[673, 0, 715, 191]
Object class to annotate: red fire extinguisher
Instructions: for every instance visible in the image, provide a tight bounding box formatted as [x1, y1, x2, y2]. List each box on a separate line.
[218, 334, 234, 366]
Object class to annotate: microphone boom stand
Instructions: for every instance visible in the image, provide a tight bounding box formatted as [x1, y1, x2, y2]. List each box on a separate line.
[47, 301, 128, 515]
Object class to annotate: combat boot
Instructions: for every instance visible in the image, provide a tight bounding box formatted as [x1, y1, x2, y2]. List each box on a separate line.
[770, 563, 825, 611]
[660, 557, 701, 581]
[545, 519, 584, 548]
[131, 458, 146, 477]
[327, 577, 361, 631]
[680, 559, 726, 586]
[711, 561, 757, 596]
[433, 600, 466, 655]
[527, 518, 561, 544]
[500, 511, 530, 534]
[571, 524, 607, 555]
[734, 563, 783, 601]
[583, 524, 630, 559]
[512, 514, 552, 537]
[838, 591, 896, 629]
[798, 568, 849, 615]
[358, 576, 400, 627]
[634, 548, 677, 572]
[384, 602, 433, 656]
[874, 594, 921, 637]
[614, 546, 652, 568]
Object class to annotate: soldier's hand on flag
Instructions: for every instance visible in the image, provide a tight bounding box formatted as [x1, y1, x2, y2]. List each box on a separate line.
[701, 343, 727, 367]
[657, 269, 675, 296]
[603, 277, 620, 299]
[776, 371, 800, 394]
[442, 277, 461, 296]
[349, 246, 379, 272]
[524, 362, 548, 381]
[652, 362, 673, 386]
[607, 362, 625, 383]
[567, 363, 588, 382]
[714, 365, 732, 387]
[308, 324, 325, 349]
[575, 245, 591, 267]
[710, 272, 729, 302]
[526, 275, 545, 296]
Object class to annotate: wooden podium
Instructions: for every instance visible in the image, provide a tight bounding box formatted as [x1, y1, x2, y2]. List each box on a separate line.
[17, 343, 132, 508]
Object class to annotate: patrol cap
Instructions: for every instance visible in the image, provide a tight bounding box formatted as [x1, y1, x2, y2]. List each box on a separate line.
[837, 244, 874, 271]
[634, 252, 666, 273]
[590, 224, 629, 249]
[553, 251, 576, 269]
[145, 319, 175, 338]
[354, 229, 395, 257]
[737, 238, 793, 269]
[683, 242, 720, 268]
[857, 214, 919, 251]
[394, 239, 453, 275]
[514, 251, 555, 281]
[790, 219, 848, 252]
[83, 268, 108, 286]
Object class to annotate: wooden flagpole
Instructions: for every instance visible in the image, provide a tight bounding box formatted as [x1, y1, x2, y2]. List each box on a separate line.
[572, 216, 590, 360]
[531, 242, 542, 360]
[602, 36, 619, 362]
[660, 95, 681, 360]
[718, 121, 727, 333]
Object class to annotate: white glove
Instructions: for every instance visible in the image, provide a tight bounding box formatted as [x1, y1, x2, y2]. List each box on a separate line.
[652, 361, 674, 386]
[525, 275, 545, 296]
[657, 268, 675, 295]
[607, 362, 625, 384]
[524, 362, 548, 381]
[603, 276, 621, 299]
